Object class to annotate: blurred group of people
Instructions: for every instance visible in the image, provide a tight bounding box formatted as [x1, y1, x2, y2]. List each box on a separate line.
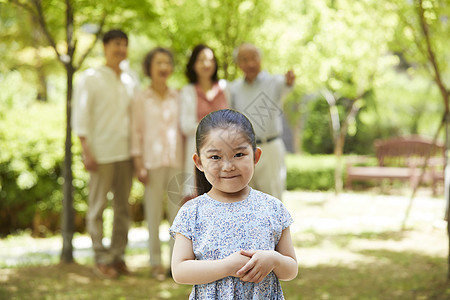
[72, 29, 295, 280]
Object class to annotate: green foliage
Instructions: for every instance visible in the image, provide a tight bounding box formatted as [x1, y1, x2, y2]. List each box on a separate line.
[0, 104, 147, 235]
[300, 68, 443, 155]
[137, 0, 271, 82]
[371, 68, 443, 138]
[389, 0, 450, 78]
[1, 0, 449, 233]
[286, 154, 339, 191]
[0, 71, 36, 112]
[0, 101, 65, 235]
[301, 98, 334, 154]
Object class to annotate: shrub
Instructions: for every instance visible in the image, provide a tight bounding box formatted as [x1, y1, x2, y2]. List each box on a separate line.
[0, 100, 146, 236]
[286, 154, 338, 191]
[0, 102, 67, 235]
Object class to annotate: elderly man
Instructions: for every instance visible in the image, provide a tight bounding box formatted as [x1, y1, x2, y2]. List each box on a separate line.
[230, 43, 295, 200]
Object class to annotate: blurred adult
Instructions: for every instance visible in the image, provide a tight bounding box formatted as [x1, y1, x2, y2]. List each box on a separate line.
[72, 29, 138, 279]
[179, 44, 229, 198]
[230, 43, 295, 200]
[131, 47, 183, 280]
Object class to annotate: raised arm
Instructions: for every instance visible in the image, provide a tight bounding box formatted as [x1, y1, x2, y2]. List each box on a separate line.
[236, 226, 298, 282]
[279, 70, 296, 103]
[285, 69, 295, 87]
[171, 233, 250, 285]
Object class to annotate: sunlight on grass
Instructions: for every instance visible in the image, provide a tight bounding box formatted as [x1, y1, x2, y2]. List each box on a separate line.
[1, 190, 449, 299]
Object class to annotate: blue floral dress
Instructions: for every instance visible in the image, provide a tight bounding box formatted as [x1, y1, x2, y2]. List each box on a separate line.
[169, 188, 293, 299]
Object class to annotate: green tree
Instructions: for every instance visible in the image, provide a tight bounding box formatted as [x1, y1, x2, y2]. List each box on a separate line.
[5, 0, 157, 263]
[263, 0, 398, 192]
[389, 0, 449, 277]
[0, 3, 60, 101]
[142, 0, 270, 82]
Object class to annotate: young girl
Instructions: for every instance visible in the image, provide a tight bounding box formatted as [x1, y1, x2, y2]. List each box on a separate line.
[169, 109, 297, 299]
[131, 47, 183, 280]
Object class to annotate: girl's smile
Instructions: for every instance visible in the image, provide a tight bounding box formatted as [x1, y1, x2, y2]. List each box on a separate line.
[194, 127, 261, 202]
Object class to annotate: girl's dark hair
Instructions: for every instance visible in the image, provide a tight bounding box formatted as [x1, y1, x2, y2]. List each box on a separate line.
[142, 47, 174, 78]
[194, 109, 256, 195]
[102, 29, 128, 44]
[185, 44, 219, 84]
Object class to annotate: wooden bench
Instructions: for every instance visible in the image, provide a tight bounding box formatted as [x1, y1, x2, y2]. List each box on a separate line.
[345, 136, 445, 194]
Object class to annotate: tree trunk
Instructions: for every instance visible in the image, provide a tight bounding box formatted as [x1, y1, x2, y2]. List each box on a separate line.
[60, 0, 75, 263]
[334, 139, 344, 194]
[332, 97, 362, 194]
[60, 63, 74, 263]
[31, 14, 48, 102]
[444, 114, 450, 279]
[36, 63, 48, 102]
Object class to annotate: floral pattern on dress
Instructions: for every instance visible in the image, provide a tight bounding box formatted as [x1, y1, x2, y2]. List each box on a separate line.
[169, 188, 293, 299]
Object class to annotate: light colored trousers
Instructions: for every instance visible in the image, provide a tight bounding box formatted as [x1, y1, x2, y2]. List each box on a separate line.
[250, 138, 286, 200]
[144, 167, 181, 267]
[87, 160, 133, 265]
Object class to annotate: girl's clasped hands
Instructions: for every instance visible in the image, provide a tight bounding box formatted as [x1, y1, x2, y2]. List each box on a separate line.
[230, 249, 282, 283]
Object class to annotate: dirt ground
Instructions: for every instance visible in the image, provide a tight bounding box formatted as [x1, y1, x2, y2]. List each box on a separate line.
[0, 189, 449, 299]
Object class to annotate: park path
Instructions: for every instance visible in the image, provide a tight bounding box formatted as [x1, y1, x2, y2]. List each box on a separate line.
[0, 190, 447, 268]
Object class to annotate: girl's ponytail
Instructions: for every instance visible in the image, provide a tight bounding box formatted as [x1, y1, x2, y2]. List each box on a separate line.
[194, 166, 212, 196]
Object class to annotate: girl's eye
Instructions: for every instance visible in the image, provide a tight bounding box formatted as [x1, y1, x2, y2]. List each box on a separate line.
[210, 155, 220, 160]
[235, 153, 244, 158]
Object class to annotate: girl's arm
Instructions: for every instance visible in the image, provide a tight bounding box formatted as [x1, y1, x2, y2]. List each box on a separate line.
[171, 233, 250, 285]
[236, 226, 298, 283]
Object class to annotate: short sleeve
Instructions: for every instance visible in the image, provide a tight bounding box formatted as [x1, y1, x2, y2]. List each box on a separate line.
[278, 201, 293, 230]
[266, 195, 293, 231]
[72, 71, 93, 137]
[169, 200, 197, 241]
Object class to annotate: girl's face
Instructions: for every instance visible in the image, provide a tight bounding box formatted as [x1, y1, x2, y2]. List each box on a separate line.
[150, 52, 173, 82]
[193, 48, 216, 80]
[194, 127, 261, 201]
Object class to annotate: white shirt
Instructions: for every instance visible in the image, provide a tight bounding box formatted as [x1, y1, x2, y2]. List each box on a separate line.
[230, 71, 291, 140]
[72, 65, 138, 164]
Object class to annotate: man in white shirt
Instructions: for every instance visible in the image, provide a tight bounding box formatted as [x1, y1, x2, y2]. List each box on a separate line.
[72, 29, 138, 279]
[230, 43, 295, 200]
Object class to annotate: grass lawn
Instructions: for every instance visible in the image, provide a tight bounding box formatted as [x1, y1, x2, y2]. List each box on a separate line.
[0, 189, 449, 299]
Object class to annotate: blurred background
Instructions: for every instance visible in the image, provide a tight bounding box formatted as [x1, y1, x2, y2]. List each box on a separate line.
[0, 0, 448, 238]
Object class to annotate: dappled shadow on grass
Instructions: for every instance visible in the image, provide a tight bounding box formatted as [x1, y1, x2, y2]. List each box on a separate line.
[0, 263, 191, 300]
[0, 250, 447, 300]
[283, 250, 449, 300]
[295, 230, 407, 248]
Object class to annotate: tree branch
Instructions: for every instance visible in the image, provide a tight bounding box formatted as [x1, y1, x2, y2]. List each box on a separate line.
[29, 0, 63, 62]
[395, 8, 433, 76]
[75, 12, 107, 69]
[9, 0, 34, 13]
[417, 0, 449, 112]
